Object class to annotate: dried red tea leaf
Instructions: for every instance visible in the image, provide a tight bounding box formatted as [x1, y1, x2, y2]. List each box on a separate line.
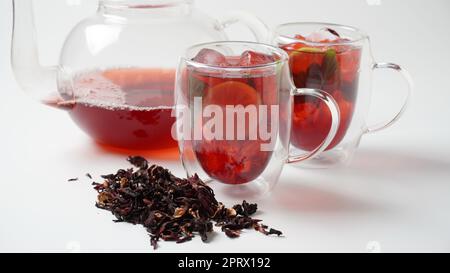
[173, 207, 187, 218]
[324, 27, 341, 38]
[268, 228, 283, 236]
[127, 155, 148, 169]
[223, 228, 240, 238]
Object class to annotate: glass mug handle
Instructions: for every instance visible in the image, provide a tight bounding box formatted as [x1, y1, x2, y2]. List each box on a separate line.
[366, 62, 413, 134]
[287, 88, 341, 164]
[219, 11, 270, 43]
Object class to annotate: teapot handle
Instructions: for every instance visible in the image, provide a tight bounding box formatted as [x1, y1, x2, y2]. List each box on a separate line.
[219, 11, 270, 43]
[11, 0, 74, 106]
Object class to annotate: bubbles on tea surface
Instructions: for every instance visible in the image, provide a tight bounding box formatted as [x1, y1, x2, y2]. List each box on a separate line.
[73, 71, 126, 106]
[71, 70, 174, 112]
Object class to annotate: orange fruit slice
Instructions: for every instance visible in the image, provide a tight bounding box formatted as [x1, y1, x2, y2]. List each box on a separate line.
[204, 81, 260, 106]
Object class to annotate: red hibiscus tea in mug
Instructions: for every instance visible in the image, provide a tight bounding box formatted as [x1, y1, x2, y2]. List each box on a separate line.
[49, 68, 178, 150]
[280, 31, 362, 151]
[187, 49, 279, 185]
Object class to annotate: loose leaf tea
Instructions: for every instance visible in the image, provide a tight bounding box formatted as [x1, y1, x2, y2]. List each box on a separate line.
[93, 156, 282, 249]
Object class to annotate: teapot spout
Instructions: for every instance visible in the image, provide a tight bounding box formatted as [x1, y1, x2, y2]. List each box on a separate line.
[11, 0, 59, 102]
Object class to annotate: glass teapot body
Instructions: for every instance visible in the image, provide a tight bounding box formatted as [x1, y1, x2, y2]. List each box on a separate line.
[60, 0, 228, 77]
[12, 0, 268, 150]
[58, 1, 227, 150]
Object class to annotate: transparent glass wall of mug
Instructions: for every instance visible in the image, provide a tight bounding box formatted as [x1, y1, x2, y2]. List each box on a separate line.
[273, 23, 412, 168]
[174, 42, 340, 200]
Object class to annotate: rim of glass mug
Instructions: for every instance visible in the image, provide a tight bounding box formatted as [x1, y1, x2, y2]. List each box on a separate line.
[182, 41, 289, 70]
[274, 22, 369, 46]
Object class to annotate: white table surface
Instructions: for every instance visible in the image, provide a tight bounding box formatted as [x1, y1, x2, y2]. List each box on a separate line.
[1, 0, 450, 253]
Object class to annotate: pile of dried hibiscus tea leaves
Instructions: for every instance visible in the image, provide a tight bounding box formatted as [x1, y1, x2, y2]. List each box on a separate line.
[92, 156, 282, 249]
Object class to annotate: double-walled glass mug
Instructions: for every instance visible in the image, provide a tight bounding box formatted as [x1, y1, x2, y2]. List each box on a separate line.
[11, 0, 268, 151]
[174, 42, 340, 199]
[273, 23, 413, 168]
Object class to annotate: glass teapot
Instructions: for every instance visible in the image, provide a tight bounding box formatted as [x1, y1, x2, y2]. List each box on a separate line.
[11, 0, 268, 151]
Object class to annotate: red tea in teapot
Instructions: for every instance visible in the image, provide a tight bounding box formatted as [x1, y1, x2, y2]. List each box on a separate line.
[280, 32, 362, 151]
[51, 68, 177, 150]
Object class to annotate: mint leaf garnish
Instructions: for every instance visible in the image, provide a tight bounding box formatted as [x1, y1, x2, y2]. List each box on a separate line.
[321, 49, 339, 81]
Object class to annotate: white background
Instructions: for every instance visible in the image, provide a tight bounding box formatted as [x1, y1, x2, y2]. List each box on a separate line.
[1, 0, 450, 253]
